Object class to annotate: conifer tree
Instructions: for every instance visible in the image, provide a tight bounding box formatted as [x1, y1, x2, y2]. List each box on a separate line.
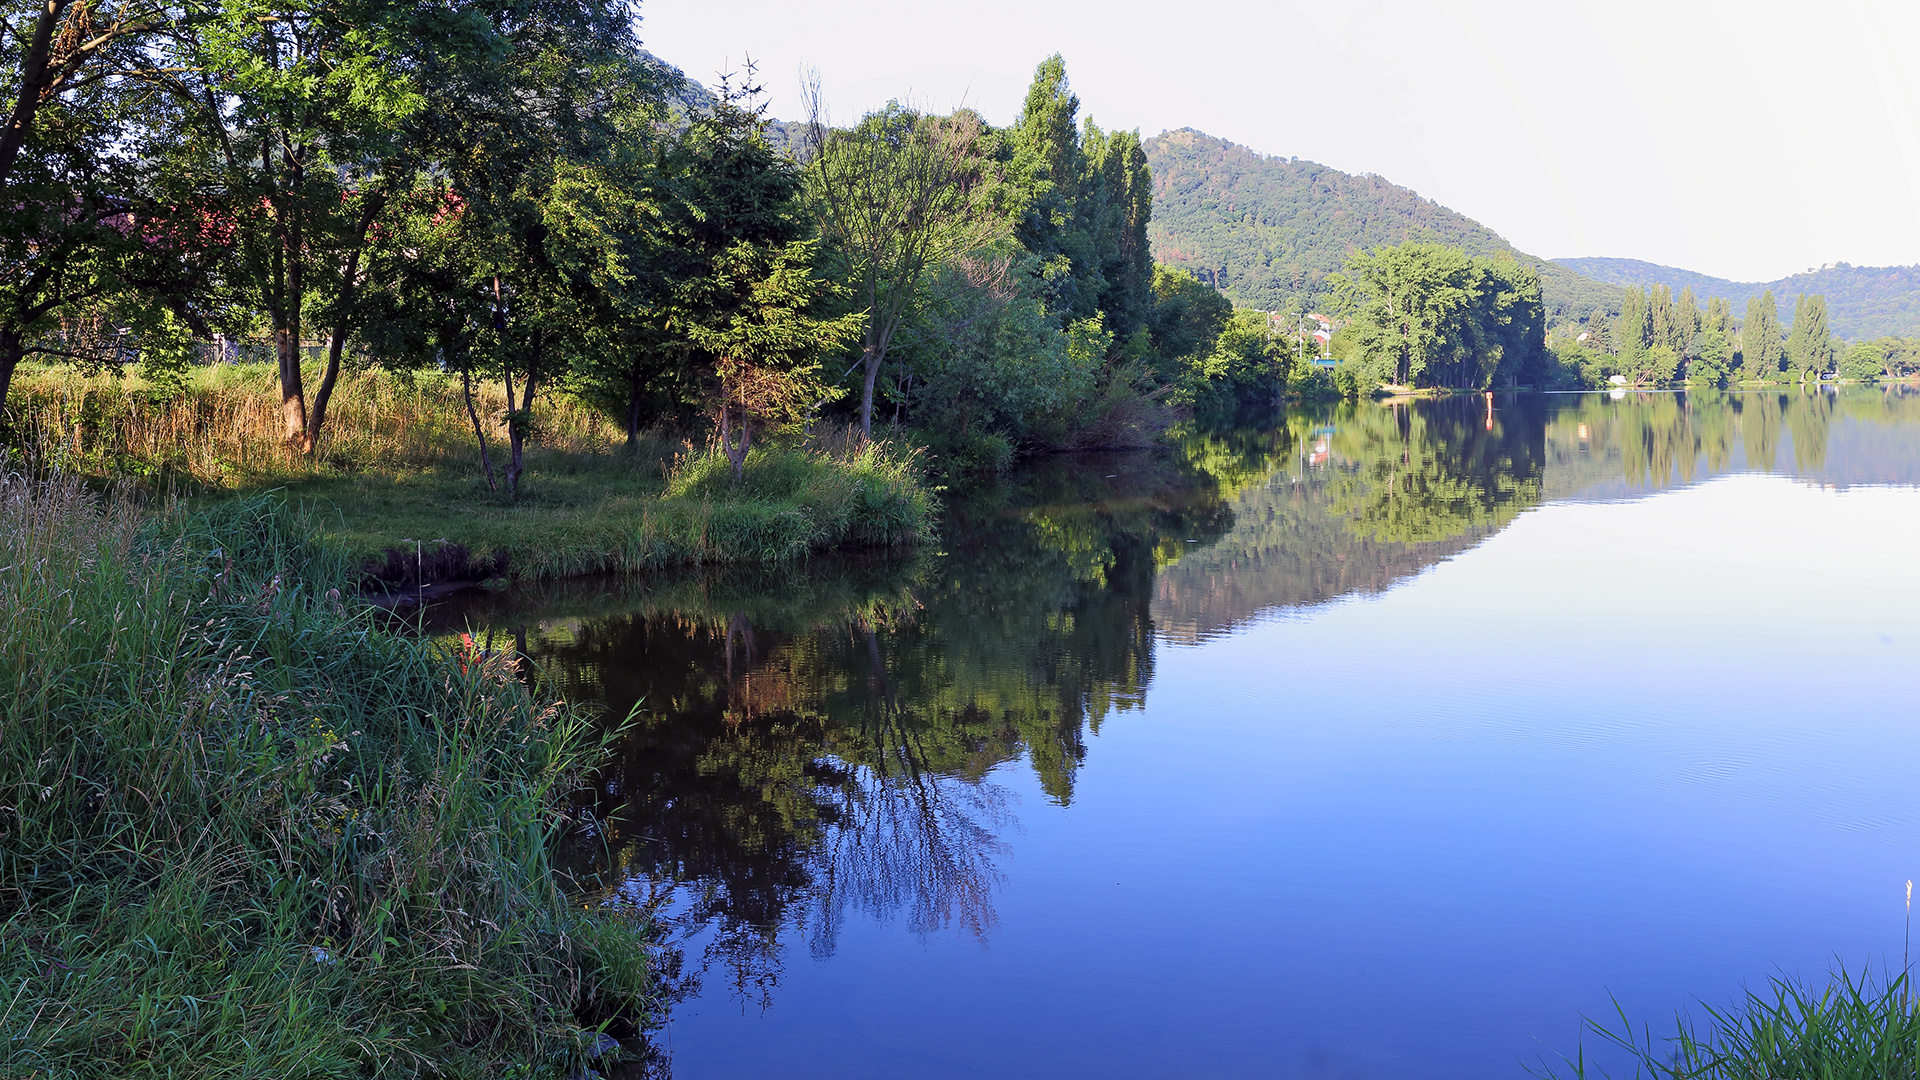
[1010, 55, 1100, 324]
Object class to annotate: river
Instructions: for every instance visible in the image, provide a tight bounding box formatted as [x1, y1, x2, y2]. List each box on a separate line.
[436, 387, 1920, 1079]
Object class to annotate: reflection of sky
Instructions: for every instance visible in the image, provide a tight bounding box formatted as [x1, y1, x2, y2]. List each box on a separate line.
[664, 475, 1920, 1079]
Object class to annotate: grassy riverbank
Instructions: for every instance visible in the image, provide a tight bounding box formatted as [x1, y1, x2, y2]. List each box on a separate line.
[5, 364, 935, 579]
[0, 468, 653, 1077]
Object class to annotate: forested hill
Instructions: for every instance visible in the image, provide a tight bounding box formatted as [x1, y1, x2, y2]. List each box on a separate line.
[1143, 128, 1620, 321]
[1552, 257, 1920, 341]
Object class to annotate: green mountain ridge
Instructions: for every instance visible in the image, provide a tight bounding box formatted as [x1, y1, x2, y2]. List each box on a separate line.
[1551, 257, 1920, 341]
[1142, 128, 1621, 322]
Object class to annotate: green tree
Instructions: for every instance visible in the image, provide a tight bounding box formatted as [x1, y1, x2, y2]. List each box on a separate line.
[1741, 291, 1784, 379]
[172, 0, 459, 451]
[1147, 264, 1231, 359]
[805, 96, 986, 437]
[687, 239, 856, 479]
[1649, 284, 1675, 360]
[1639, 344, 1681, 384]
[1673, 286, 1701, 357]
[1083, 123, 1154, 340]
[1691, 326, 1734, 386]
[1333, 241, 1542, 390]
[1704, 295, 1734, 339]
[386, 0, 660, 493]
[1175, 308, 1283, 411]
[1785, 293, 1834, 381]
[1006, 55, 1100, 324]
[1838, 340, 1885, 382]
[0, 0, 189, 414]
[1616, 286, 1652, 369]
[1335, 242, 1478, 387]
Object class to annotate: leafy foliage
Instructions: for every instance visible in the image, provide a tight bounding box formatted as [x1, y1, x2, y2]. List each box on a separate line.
[1332, 242, 1546, 389]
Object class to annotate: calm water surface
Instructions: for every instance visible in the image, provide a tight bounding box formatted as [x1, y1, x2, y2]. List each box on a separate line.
[443, 388, 1920, 1079]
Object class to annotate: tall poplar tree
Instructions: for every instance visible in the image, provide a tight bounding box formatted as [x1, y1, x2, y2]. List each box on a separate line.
[1742, 291, 1784, 379]
[1616, 287, 1651, 368]
[1084, 124, 1153, 340]
[1704, 296, 1734, 338]
[1673, 286, 1701, 357]
[1785, 293, 1833, 381]
[1649, 284, 1674, 360]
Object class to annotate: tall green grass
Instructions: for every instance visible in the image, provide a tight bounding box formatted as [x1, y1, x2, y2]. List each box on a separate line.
[0, 462, 650, 1077]
[1540, 967, 1920, 1080]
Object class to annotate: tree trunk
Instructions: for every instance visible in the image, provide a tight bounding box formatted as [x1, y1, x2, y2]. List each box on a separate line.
[859, 344, 881, 438]
[0, 327, 22, 426]
[505, 331, 539, 498]
[302, 216, 375, 455]
[462, 361, 497, 491]
[303, 326, 345, 456]
[275, 324, 307, 448]
[625, 364, 642, 446]
[719, 398, 750, 483]
[0, 0, 72, 191]
[271, 133, 308, 449]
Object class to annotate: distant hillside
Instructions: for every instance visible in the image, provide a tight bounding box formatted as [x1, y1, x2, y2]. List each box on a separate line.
[1143, 128, 1620, 321]
[1551, 257, 1920, 340]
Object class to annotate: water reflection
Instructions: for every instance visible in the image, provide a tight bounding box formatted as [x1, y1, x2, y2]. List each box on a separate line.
[432, 452, 1234, 1033]
[427, 385, 1920, 1073]
[1155, 385, 1920, 638]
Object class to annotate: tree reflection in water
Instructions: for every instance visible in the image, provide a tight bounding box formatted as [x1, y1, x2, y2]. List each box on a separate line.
[418, 384, 1920, 1072]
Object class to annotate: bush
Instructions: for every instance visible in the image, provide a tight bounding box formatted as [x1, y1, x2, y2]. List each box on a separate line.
[1330, 360, 1370, 399]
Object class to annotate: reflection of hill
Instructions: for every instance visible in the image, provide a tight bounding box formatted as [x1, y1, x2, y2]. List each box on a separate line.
[1155, 396, 1548, 642]
[1153, 480, 1489, 643]
[1153, 387, 1920, 641]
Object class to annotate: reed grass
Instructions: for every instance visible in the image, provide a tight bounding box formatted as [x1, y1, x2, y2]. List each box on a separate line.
[4, 364, 937, 577]
[1539, 967, 1920, 1080]
[0, 461, 652, 1078]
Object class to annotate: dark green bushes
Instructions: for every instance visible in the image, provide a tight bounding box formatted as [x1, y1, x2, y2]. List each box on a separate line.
[0, 469, 649, 1077]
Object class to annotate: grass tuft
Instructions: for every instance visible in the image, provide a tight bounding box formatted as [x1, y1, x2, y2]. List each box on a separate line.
[1538, 966, 1920, 1080]
[0, 459, 652, 1077]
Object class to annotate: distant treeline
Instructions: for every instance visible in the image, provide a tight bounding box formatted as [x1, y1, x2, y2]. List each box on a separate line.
[1553, 257, 1920, 341]
[1551, 284, 1916, 388]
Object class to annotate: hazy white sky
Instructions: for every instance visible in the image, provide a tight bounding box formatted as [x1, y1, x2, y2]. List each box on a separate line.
[639, 0, 1920, 284]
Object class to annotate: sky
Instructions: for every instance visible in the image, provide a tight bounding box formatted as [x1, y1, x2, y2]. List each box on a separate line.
[637, 0, 1920, 284]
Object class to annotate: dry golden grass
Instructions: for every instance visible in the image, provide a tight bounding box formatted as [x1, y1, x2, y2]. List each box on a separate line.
[7, 362, 624, 488]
